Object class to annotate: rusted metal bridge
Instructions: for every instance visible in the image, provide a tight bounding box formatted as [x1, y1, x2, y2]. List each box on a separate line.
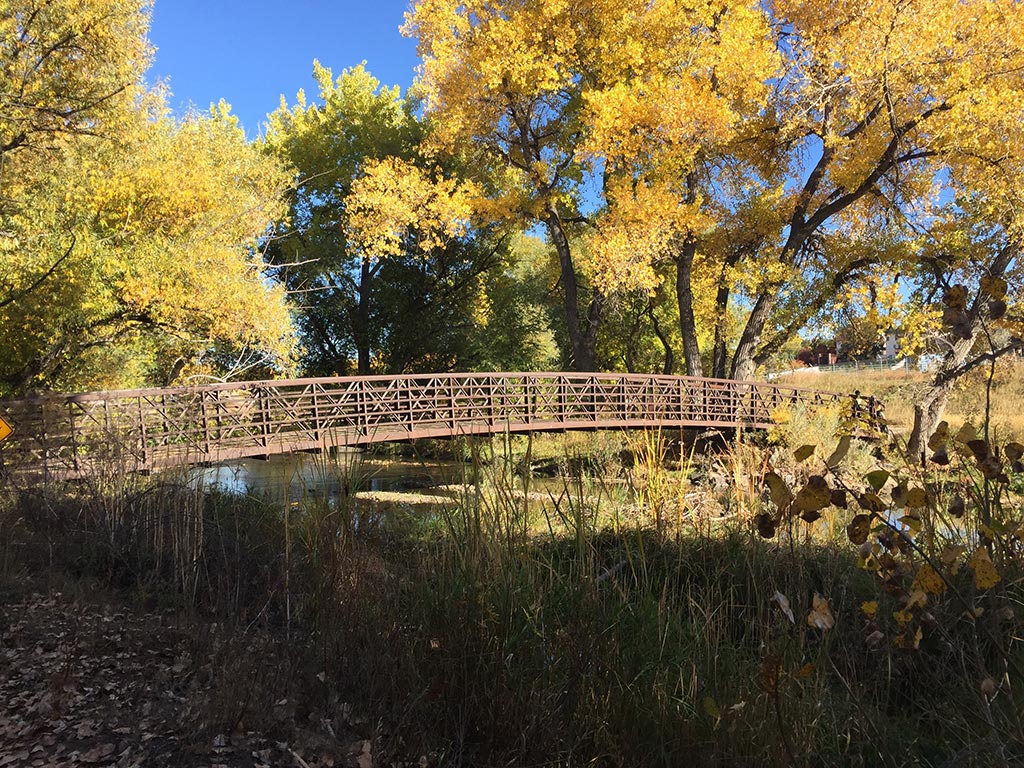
[0, 372, 846, 478]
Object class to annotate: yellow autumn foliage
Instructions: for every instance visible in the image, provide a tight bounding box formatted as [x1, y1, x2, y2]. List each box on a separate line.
[0, 2, 296, 393]
[347, 157, 479, 259]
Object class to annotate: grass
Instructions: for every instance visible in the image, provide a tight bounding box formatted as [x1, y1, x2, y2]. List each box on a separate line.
[3, 409, 1024, 766]
[782, 358, 1024, 440]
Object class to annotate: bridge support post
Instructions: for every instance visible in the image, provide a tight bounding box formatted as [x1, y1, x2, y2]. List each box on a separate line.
[200, 392, 211, 459]
[357, 379, 368, 437]
[487, 376, 495, 429]
[257, 385, 271, 453]
[311, 385, 322, 447]
[137, 396, 148, 471]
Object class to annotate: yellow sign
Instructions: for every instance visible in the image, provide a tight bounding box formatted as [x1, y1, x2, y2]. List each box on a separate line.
[0, 415, 11, 444]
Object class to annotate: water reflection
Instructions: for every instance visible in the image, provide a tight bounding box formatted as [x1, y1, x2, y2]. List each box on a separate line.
[188, 450, 467, 503]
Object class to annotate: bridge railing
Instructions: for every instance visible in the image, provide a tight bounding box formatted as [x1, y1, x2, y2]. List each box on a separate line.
[0, 372, 844, 477]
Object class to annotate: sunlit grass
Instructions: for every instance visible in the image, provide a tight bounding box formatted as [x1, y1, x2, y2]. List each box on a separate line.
[783, 359, 1024, 440]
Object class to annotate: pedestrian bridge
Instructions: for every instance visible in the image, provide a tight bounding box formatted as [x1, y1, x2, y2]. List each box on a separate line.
[0, 372, 847, 478]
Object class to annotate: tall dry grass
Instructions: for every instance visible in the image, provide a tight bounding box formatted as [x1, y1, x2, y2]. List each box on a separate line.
[3, 410, 1023, 765]
[782, 358, 1024, 439]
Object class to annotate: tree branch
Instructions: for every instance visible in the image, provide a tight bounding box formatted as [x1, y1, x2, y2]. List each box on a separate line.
[935, 339, 1024, 385]
[0, 236, 75, 309]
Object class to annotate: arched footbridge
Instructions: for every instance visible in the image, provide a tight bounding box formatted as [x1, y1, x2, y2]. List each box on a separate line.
[0, 372, 853, 478]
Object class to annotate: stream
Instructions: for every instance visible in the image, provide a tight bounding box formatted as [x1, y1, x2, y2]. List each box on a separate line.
[189, 450, 471, 503]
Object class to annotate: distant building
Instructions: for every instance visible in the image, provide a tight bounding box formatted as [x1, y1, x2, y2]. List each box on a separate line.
[883, 333, 899, 361]
[796, 344, 837, 367]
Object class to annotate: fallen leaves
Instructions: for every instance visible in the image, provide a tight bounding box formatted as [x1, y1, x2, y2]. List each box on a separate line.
[0, 594, 377, 768]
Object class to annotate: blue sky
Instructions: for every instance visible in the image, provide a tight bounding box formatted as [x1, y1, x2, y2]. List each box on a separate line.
[147, 0, 420, 136]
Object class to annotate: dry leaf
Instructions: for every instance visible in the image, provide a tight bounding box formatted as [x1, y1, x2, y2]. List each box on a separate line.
[928, 421, 949, 451]
[703, 696, 721, 720]
[865, 470, 890, 492]
[771, 591, 795, 624]
[943, 284, 969, 310]
[793, 444, 816, 462]
[912, 563, 947, 596]
[755, 513, 777, 539]
[80, 743, 116, 764]
[891, 482, 908, 509]
[957, 423, 978, 444]
[794, 475, 831, 514]
[948, 495, 966, 517]
[357, 740, 373, 768]
[865, 630, 885, 649]
[826, 435, 851, 469]
[858, 492, 887, 512]
[795, 662, 816, 679]
[969, 547, 1001, 589]
[847, 514, 872, 545]
[981, 275, 1007, 299]
[980, 677, 998, 698]
[807, 593, 835, 631]
[905, 487, 928, 508]
[764, 472, 794, 509]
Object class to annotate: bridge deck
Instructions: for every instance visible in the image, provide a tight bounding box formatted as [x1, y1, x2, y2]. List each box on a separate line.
[0, 372, 845, 478]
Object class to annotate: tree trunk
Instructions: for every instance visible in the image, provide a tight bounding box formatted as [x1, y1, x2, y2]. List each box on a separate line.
[650, 308, 675, 375]
[583, 290, 604, 370]
[907, 332, 989, 461]
[730, 291, 775, 380]
[355, 257, 372, 375]
[907, 243, 1017, 459]
[711, 281, 731, 379]
[907, 388, 953, 466]
[906, 338, 975, 462]
[675, 240, 703, 377]
[544, 205, 600, 371]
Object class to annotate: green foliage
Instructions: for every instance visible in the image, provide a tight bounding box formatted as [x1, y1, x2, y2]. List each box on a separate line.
[462, 234, 561, 371]
[264, 63, 553, 376]
[262, 63, 419, 375]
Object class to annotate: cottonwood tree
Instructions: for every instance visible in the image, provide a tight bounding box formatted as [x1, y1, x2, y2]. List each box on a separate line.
[0, 0, 151, 311]
[905, 208, 1023, 460]
[404, 0, 611, 370]
[723, 0, 1024, 381]
[405, 0, 778, 373]
[0, 0, 150, 184]
[579, 0, 1024, 381]
[1, 97, 295, 393]
[405, 0, 1024, 393]
[0, 0, 295, 394]
[264, 63, 420, 375]
[347, 155, 521, 373]
[265, 63, 517, 375]
[574, 0, 779, 376]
